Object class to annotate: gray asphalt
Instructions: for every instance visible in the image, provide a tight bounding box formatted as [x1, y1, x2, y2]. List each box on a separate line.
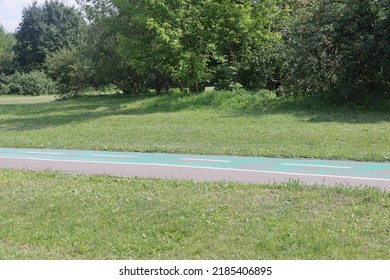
[1, 148, 389, 190]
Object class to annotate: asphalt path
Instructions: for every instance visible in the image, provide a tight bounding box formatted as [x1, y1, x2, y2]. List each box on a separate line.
[0, 148, 390, 190]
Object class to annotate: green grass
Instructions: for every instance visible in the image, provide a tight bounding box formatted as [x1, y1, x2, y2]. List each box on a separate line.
[0, 91, 389, 161]
[1, 93, 389, 260]
[0, 169, 389, 260]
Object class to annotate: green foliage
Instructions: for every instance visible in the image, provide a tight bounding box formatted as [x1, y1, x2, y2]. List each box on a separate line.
[84, 23, 149, 95]
[74, 0, 152, 95]
[209, 0, 282, 91]
[0, 74, 10, 94]
[110, 0, 187, 93]
[280, 0, 389, 104]
[34, 0, 389, 104]
[0, 25, 17, 75]
[45, 47, 92, 97]
[5, 71, 57, 96]
[14, 0, 85, 72]
[78, 0, 281, 94]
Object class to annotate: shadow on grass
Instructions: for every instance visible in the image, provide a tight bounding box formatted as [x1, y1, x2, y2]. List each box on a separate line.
[130, 92, 390, 124]
[227, 97, 390, 124]
[1, 92, 389, 131]
[0, 94, 140, 131]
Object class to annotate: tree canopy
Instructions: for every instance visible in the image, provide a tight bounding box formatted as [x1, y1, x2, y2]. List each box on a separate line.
[14, 0, 85, 72]
[280, 0, 389, 102]
[80, 0, 282, 93]
[0, 25, 16, 75]
[1, 0, 389, 105]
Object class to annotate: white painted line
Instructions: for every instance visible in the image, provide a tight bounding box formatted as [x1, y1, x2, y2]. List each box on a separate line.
[181, 158, 231, 163]
[91, 154, 136, 158]
[26, 152, 63, 155]
[1, 156, 390, 182]
[282, 163, 351, 169]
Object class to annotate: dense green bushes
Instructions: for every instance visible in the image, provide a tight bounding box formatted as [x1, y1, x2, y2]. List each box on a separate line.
[45, 47, 91, 97]
[0, 71, 57, 95]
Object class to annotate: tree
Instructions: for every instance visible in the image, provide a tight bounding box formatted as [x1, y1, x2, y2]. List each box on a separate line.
[96, 0, 281, 93]
[206, 0, 282, 90]
[0, 25, 17, 94]
[0, 25, 17, 75]
[280, 0, 389, 103]
[74, 0, 150, 95]
[45, 46, 91, 96]
[109, 0, 185, 93]
[75, 0, 282, 94]
[45, 0, 149, 97]
[85, 23, 149, 95]
[14, 0, 85, 72]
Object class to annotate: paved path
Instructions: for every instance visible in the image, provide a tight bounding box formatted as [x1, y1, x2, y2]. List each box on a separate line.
[0, 148, 389, 190]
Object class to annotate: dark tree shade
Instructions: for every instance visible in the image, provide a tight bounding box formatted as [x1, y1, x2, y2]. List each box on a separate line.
[280, 0, 389, 103]
[14, 0, 85, 72]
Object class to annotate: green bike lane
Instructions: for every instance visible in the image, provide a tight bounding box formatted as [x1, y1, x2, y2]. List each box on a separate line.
[0, 147, 389, 189]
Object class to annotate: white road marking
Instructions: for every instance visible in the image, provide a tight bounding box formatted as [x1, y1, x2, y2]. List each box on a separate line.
[91, 154, 136, 158]
[1, 156, 389, 182]
[26, 152, 63, 155]
[282, 163, 351, 169]
[181, 158, 231, 163]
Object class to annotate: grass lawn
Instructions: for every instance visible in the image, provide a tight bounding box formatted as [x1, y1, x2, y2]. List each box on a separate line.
[0, 91, 389, 161]
[0, 169, 389, 260]
[0, 92, 389, 260]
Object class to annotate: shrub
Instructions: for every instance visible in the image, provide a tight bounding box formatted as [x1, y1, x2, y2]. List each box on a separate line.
[0, 74, 10, 94]
[7, 71, 57, 95]
[45, 47, 94, 97]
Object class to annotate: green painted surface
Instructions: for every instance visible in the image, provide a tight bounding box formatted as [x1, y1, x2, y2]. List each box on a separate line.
[1, 148, 389, 180]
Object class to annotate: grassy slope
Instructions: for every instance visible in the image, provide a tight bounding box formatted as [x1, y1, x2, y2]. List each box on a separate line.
[0, 91, 389, 161]
[0, 170, 389, 260]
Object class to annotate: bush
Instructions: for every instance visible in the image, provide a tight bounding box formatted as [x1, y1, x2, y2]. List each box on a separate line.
[45, 47, 94, 97]
[7, 71, 57, 95]
[0, 74, 10, 94]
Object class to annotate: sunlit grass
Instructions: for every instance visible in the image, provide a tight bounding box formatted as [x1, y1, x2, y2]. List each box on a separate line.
[1, 93, 389, 259]
[0, 169, 389, 260]
[0, 91, 389, 161]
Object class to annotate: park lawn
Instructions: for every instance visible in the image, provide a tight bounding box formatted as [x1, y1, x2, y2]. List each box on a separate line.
[0, 93, 389, 260]
[0, 169, 389, 260]
[0, 91, 389, 161]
